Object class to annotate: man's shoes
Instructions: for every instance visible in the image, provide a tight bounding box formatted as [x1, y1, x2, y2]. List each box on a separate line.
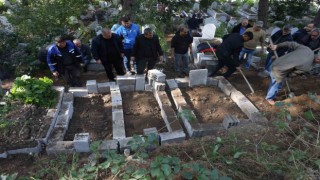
[258, 70, 270, 78]
[267, 99, 275, 106]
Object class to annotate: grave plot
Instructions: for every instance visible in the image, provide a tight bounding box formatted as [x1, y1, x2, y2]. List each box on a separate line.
[121, 91, 166, 137]
[180, 86, 247, 124]
[64, 94, 112, 141]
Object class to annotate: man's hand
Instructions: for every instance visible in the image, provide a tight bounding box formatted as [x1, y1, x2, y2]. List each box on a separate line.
[96, 59, 102, 64]
[236, 66, 241, 70]
[269, 44, 277, 51]
[53, 71, 59, 78]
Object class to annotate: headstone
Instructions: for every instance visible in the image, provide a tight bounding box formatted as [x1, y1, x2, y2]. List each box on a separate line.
[218, 16, 227, 22]
[227, 19, 238, 28]
[202, 24, 216, 39]
[242, 3, 249, 10]
[224, 3, 232, 12]
[193, 2, 200, 12]
[210, 2, 218, 9]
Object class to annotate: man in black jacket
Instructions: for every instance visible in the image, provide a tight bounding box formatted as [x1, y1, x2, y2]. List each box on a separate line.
[91, 28, 125, 81]
[73, 39, 92, 72]
[210, 32, 253, 78]
[231, 17, 252, 35]
[131, 28, 163, 75]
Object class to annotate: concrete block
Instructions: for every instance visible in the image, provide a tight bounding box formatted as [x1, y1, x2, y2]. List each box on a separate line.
[175, 78, 189, 88]
[148, 69, 166, 82]
[217, 76, 237, 96]
[135, 74, 145, 91]
[111, 90, 122, 104]
[171, 89, 187, 110]
[49, 127, 66, 142]
[116, 76, 136, 86]
[0, 151, 8, 158]
[154, 82, 166, 91]
[7, 142, 42, 155]
[143, 127, 158, 136]
[62, 92, 74, 104]
[199, 123, 224, 136]
[178, 106, 201, 137]
[207, 77, 219, 86]
[223, 115, 235, 129]
[46, 141, 75, 155]
[161, 106, 182, 132]
[99, 140, 119, 152]
[166, 79, 178, 90]
[59, 102, 73, 120]
[47, 109, 57, 118]
[148, 77, 154, 86]
[119, 85, 135, 92]
[86, 80, 98, 94]
[230, 91, 259, 119]
[189, 69, 208, 87]
[110, 84, 120, 91]
[69, 87, 88, 97]
[112, 104, 123, 112]
[160, 130, 186, 144]
[118, 137, 133, 152]
[97, 82, 115, 93]
[250, 112, 268, 124]
[73, 133, 90, 152]
[145, 84, 153, 91]
[112, 110, 126, 139]
[153, 91, 172, 109]
[55, 114, 70, 128]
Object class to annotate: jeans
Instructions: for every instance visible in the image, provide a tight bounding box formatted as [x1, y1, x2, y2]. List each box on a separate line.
[174, 53, 189, 74]
[239, 48, 255, 69]
[264, 53, 273, 72]
[124, 49, 137, 72]
[265, 71, 283, 100]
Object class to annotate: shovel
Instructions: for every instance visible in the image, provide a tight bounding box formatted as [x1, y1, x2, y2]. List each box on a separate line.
[239, 68, 255, 94]
[269, 39, 295, 98]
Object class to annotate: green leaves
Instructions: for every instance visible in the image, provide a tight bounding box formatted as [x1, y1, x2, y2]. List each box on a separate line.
[9, 75, 57, 107]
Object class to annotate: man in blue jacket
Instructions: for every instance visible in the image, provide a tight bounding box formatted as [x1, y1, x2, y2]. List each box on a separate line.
[116, 16, 141, 75]
[47, 35, 84, 87]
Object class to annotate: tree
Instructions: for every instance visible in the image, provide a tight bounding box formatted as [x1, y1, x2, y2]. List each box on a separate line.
[258, 0, 269, 27]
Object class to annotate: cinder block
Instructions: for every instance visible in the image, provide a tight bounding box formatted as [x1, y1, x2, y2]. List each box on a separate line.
[160, 130, 186, 144]
[148, 69, 166, 82]
[230, 91, 259, 119]
[143, 127, 158, 136]
[116, 76, 136, 86]
[55, 114, 70, 128]
[46, 141, 75, 155]
[49, 127, 66, 142]
[135, 74, 145, 91]
[110, 84, 120, 91]
[112, 110, 126, 139]
[154, 82, 166, 91]
[99, 140, 119, 152]
[199, 123, 224, 136]
[207, 77, 219, 86]
[178, 106, 201, 137]
[189, 69, 208, 87]
[161, 106, 182, 132]
[111, 90, 122, 104]
[62, 92, 74, 104]
[118, 136, 145, 152]
[145, 84, 153, 91]
[250, 112, 268, 124]
[59, 102, 73, 120]
[171, 88, 188, 110]
[175, 78, 189, 88]
[73, 133, 90, 152]
[97, 82, 115, 93]
[217, 76, 237, 96]
[0, 152, 8, 158]
[166, 79, 178, 90]
[223, 115, 235, 129]
[7, 143, 42, 155]
[86, 80, 98, 94]
[153, 91, 172, 109]
[119, 85, 135, 92]
[69, 87, 88, 97]
[47, 109, 57, 118]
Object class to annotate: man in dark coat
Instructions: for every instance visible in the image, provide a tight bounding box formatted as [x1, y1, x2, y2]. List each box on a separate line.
[131, 28, 163, 75]
[210, 31, 253, 78]
[73, 39, 92, 72]
[47, 35, 84, 87]
[91, 28, 125, 81]
[231, 17, 252, 35]
[292, 22, 314, 44]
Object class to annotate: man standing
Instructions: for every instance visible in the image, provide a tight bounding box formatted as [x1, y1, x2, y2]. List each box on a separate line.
[231, 17, 252, 35]
[210, 32, 253, 78]
[131, 28, 163, 75]
[116, 16, 141, 75]
[73, 39, 92, 72]
[91, 28, 125, 81]
[47, 36, 83, 87]
[304, 28, 320, 53]
[293, 22, 315, 45]
[171, 26, 193, 78]
[239, 21, 266, 69]
[258, 24, 293, 77]
[266, 42, 319, 105]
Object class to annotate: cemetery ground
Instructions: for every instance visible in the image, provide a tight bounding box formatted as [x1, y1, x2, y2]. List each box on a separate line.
[1, 59, 320, 179]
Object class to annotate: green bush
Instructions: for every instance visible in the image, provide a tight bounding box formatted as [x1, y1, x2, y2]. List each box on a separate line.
[9, 75, 57, 107]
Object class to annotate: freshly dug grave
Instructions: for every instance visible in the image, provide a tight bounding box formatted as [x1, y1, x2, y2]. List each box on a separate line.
[180, 86, 248, 123]
[122, 91, 167, 137]
[64, 94, 113, 141]
[0, 102, 52, 152]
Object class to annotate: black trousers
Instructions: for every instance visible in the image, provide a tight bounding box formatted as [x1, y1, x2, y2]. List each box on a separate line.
[63, 65, 82, 87]
[212, 55, 237, 78]
[136, 57, 157, 75]
[102, 58, 125, 81]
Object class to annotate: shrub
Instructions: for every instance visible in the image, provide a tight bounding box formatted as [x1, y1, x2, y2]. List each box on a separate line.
[9, 75, 57, 107]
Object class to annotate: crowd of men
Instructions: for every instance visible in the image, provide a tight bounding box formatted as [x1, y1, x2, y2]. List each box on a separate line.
[46, 15, 320, 105]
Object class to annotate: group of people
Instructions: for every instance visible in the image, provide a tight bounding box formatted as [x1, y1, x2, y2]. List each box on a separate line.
[46, 16, 166, 86]
[211, 18, 320, 105]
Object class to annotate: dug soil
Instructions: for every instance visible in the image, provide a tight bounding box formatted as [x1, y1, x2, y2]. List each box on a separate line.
[64, 94, 113, 141]
[180, 86, 248, 123]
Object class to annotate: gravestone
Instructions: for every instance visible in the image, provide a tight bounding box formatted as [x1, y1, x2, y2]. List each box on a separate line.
[210, 2, 218, 9]
[204, 17, 220, 27]
[202, 24, 216, 39]
[223, 3, 232, 12]
[218, 16, 227, 23]
[193, 2, 200, 12]
[242, 3, 249, 10]
[227, 19, 238, 28]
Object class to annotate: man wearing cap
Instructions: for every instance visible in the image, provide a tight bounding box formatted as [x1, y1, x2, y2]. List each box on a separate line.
[209, 31, 254, 78]
[239, 21, 266, 69]
[258, 24, 293, 77]
[47, 35, 84, 87]
[266, 41, 320, 105]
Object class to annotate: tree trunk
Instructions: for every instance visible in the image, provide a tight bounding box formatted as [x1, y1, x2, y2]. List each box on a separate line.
[121, 0, 136, 15]
[258, 0, 269, 28]
[314, 8, 320, 27]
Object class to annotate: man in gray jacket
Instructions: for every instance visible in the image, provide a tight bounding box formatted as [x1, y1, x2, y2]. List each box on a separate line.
[266, 41, 320, 105]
